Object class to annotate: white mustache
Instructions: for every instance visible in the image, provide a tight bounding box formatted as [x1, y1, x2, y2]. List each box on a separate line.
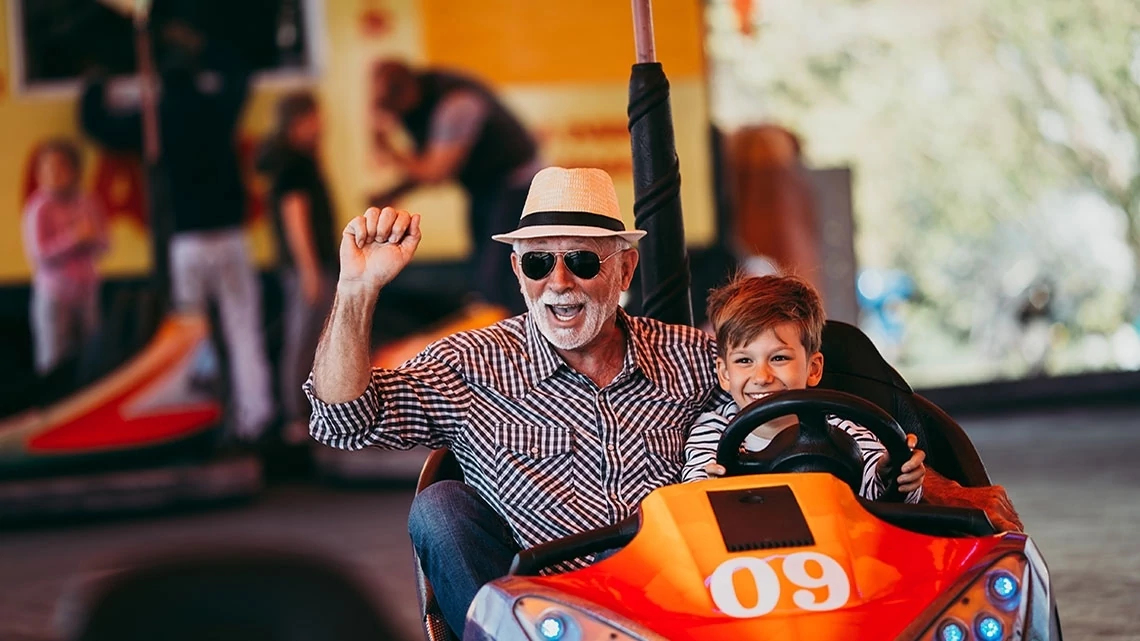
[540, 295, 588, 307]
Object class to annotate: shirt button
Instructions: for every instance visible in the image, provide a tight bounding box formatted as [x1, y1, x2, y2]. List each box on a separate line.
[530, 447, 539, 456]
[610, 492, 618, 500]
[606, 444, 615, 452]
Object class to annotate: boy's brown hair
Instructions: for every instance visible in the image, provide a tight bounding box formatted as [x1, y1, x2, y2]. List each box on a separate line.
[707, 273, 826, 357]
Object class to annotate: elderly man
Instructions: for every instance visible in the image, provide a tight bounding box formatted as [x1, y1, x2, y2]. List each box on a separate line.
[307, 167, 927, 634]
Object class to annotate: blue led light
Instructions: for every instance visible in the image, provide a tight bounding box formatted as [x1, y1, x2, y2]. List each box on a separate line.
[989, 571, 1020, 601]
[976, 615, 1004, 641]
[937, 620, 967, 641]
[538, 615, 565, 641]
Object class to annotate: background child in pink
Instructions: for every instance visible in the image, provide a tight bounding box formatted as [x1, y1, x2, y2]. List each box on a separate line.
[22, 139, 108, 374]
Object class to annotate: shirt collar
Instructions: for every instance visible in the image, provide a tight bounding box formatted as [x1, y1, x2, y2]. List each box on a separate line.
[522, 313, 566, 386]
[617, 307, 662, 389]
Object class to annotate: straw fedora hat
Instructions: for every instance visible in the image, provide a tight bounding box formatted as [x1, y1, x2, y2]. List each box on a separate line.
[491, 167, 647, 244]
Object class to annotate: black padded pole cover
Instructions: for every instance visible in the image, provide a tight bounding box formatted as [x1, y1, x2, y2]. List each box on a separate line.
[628, 62, 693, 327]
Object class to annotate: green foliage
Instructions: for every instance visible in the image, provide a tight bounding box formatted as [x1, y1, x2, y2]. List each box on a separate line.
[708, 0, 1140, 384]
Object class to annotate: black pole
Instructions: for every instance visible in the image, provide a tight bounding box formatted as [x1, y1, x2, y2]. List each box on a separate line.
[628, 61, 693, 326]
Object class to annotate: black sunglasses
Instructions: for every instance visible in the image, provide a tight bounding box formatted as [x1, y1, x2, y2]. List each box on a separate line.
[519, 249, 626, 281]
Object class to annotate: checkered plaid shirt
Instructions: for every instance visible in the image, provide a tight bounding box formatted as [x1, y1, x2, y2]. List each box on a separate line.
[306, 308, 723, 556]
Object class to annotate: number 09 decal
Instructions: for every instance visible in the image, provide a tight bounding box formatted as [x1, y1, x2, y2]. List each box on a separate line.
[708, 552, 851, 618]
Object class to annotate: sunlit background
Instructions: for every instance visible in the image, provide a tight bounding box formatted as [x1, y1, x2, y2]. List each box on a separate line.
[707, 0, 1140, 387]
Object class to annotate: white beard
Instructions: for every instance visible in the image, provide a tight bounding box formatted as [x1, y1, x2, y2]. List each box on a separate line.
[523, 275, 623, 351]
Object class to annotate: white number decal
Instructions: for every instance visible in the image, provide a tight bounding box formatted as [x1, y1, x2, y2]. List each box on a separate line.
[708, 552, 850, 618]
[708, 557, 782, 618]
[782, 551, 850, 611]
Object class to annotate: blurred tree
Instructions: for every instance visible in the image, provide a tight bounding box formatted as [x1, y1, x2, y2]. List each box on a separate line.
[986, 0, 1140, 315]
[706, 0, 1139, 385]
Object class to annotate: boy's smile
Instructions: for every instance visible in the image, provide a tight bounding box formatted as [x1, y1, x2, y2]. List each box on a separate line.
[716, 321, 825, 436]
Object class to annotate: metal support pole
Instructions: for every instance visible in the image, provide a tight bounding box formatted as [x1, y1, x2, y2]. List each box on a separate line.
[631, 0, 657, 63]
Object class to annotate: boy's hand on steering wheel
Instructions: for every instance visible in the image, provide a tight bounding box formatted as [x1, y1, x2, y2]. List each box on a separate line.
[879, 433, 926, 493]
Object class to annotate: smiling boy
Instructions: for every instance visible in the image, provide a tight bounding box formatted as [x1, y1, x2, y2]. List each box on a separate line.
[682, 274, 926, 502]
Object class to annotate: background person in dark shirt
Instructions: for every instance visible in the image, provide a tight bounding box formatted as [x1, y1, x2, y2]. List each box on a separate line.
[79, 13, 274, 442]
[369, 60, 544, 316]
[257, 92, 338, 443]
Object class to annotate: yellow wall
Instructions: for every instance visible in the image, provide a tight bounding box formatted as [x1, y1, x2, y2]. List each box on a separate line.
[0, 0, 713, 283]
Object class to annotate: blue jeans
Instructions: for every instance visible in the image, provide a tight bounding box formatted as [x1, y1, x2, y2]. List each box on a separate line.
[408, 481, 520, 635]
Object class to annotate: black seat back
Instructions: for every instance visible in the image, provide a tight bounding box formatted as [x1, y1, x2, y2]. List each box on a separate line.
[818, 321, 991, 487]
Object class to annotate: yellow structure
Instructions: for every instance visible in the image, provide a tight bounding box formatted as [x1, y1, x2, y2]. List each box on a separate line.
[0, 0, 713, 284]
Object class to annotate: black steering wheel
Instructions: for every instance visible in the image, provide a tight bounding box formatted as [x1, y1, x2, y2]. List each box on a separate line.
[715, 389, 913, 502]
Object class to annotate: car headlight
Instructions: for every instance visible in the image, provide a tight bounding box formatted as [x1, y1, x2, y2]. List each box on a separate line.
[514, 596, 645, 641]
[919, 554, 1029, 641]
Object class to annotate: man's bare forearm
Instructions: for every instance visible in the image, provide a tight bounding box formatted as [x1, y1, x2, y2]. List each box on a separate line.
[311, 283, 380, 403]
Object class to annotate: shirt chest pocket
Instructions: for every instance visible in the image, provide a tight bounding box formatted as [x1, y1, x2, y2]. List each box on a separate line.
[493, 424, 578, 514]
[638, 428, 686, 493]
